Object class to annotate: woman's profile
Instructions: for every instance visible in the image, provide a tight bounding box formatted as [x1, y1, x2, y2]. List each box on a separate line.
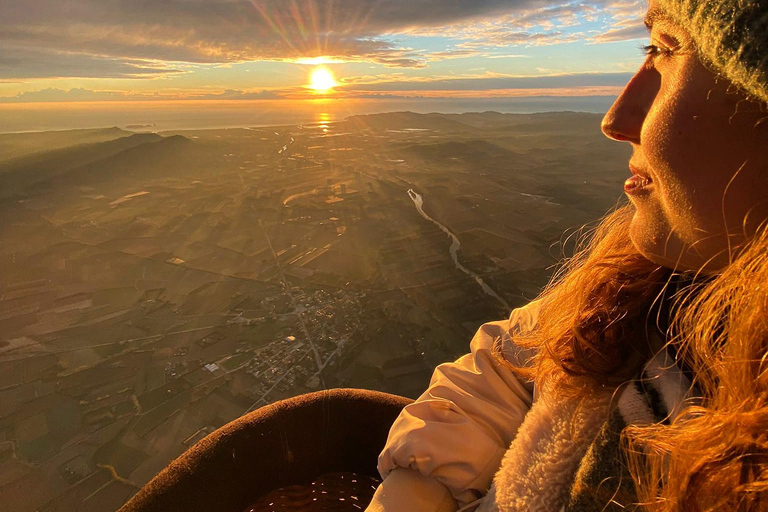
[368, 0, 768, 511]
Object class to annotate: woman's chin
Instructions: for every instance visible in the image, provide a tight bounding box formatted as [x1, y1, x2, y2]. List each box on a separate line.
[628, 213, 682, 270]
[629, 221, 728, 273]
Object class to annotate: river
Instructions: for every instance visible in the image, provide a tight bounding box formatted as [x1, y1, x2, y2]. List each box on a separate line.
[407, 189, 510, 311]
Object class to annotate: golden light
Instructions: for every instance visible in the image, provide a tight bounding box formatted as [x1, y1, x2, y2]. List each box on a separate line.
[297, 57, 344, 65]
[309, 67, 338, 92]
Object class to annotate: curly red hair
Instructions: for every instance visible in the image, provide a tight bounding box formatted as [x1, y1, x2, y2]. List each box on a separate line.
[495, 205, 768, 510]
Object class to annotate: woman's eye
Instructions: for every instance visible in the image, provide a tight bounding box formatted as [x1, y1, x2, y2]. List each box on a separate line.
[640, 44, 673, 57]
[639, 44, 673, 69]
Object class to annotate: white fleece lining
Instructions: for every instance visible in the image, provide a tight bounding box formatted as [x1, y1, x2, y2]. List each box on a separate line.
[478, 389, 613, 512]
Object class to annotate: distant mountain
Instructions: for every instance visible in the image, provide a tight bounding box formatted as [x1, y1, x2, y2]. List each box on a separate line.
[0, 133, 163, 198]
[343, 111, 471, 132]
[0, 133, 162, 175]
[92, 134, 195, 170]
[343, 111, 604, 135]
[401, 139, 516, 163]
[0, 127, 132, 163]
[441, 111, 516, 129]
[45, 134, 198, 187]
[444, 111, 604, 132]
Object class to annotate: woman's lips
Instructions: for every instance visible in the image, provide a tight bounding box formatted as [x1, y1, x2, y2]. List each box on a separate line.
[625, 166, 653, 194]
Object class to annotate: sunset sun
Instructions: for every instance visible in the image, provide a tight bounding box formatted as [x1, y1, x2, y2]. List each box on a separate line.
[309, 67, 338, 92]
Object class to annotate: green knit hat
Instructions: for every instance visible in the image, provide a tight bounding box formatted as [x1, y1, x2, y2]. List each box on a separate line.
[656, 0, 768, 104]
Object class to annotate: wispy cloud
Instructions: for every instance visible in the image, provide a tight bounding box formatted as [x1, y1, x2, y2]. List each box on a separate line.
[485, 54, 531, 59]
[592, 23, 647, 43]
[399, 1, 611, 47]
[345, 86, 624, 99]
[592, 1, 647, 43]
[338, 71, 634, 92]
[0, 46, 184, 80]
[0, 88, 134, 102]
[0, 87, 284, 103]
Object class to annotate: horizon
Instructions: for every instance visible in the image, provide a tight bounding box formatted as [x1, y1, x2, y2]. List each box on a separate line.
[0, 96, 616, 133]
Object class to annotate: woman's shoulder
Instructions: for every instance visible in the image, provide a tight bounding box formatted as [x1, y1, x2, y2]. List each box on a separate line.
[508, 300, 542, 334]
[465, 300, 542, 383]
[472, 300, 542, 343]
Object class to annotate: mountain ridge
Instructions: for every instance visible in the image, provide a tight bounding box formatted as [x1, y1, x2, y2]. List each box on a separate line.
[0, 127, 133, 162]
[0, 134, 193, 201]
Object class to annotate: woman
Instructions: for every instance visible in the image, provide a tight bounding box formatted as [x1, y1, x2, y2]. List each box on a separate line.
[368, 0, 768, 511]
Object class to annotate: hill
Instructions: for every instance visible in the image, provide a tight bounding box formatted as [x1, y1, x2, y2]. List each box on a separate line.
[44, 135, 199, 189]
[0, 127, 132, 163]
[0, 133, 164, 199]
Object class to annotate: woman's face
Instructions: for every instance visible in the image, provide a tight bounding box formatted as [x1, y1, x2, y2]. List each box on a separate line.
[601, 0, 768, 272]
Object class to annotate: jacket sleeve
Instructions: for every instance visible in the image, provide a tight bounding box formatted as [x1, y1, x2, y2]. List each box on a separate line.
[370, 302, 541, 510]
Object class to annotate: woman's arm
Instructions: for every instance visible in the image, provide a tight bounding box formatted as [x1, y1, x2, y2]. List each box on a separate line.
[368, 302, 541, 510]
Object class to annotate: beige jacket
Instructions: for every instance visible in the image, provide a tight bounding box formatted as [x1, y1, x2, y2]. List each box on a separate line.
[367, 302, 542, 511]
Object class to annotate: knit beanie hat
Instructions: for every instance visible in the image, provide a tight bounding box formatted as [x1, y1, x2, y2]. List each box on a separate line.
[656, 0, 768, 104]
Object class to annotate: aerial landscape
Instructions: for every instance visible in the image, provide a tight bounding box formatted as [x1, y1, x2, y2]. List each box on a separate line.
[0, 110, 631, 511]
[0, 0, 677, 508]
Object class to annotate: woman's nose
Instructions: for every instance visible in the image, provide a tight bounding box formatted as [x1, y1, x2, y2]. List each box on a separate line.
[601, 67, 660, 144]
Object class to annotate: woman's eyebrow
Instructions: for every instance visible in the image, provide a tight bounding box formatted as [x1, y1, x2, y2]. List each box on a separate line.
[644, 8, 670, 30]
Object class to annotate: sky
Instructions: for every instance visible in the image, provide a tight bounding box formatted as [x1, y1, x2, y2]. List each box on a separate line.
[0, 0, 651, 103]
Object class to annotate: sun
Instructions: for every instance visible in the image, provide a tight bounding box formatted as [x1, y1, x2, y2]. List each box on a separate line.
[309, 67, 338, 92]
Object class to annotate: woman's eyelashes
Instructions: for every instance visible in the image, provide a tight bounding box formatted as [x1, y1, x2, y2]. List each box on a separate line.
[640, 43, 674, 70]
[640, 44, 671, 57]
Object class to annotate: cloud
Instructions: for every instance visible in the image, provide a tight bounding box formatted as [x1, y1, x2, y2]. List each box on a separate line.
[339, 72, 634, 92]
[591, 1, 647, 43]
[0, 87, 284, 102]
[3, 1, 548, 37]
[0, 87, 141, 102]
[187, 89, 282, 100]
[1, 0, 556, 77]
[344, 87, 623, 99]
[603, 1, 646, 21]
[0, 46, 183, 80]
[425, 49, 485, 61]
[485, 54, 531, 59]
[455, 30, 584, 49]
[400, 1, 618, 48]
[592, 23, 647, 43]
[0, 0, 652, 95]
[0, 0, 646, 80]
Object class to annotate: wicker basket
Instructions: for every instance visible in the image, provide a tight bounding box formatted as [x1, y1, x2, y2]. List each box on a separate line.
[245, 472, 380, 511]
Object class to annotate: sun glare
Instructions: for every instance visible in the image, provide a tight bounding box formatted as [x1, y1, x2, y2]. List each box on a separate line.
[309, 67, 338, 92]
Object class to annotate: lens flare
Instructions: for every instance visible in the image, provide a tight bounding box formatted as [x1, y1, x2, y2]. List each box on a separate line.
[309, 67, 337, 92]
